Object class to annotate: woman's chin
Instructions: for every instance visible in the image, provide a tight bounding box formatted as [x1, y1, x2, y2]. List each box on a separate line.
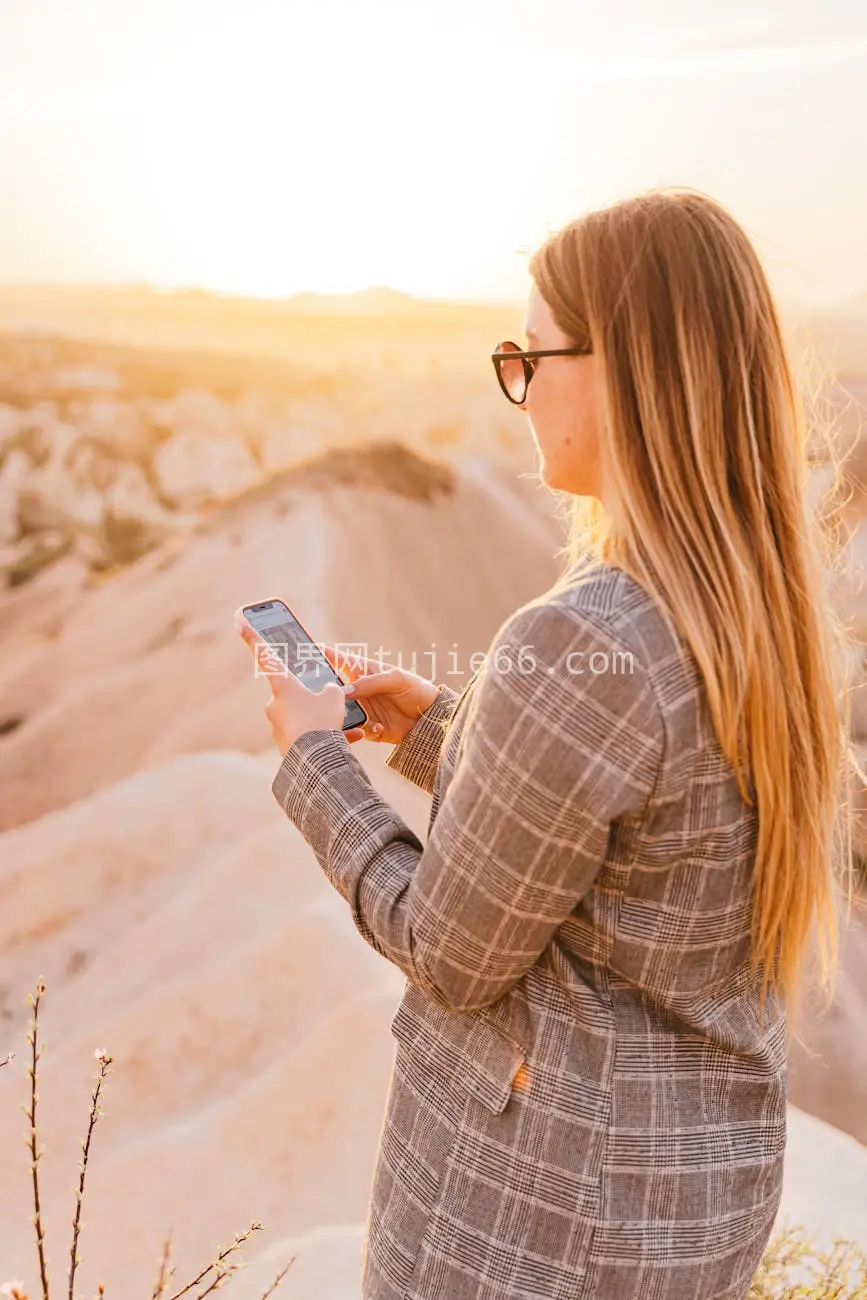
[538, 456, 595, 498]
[538, 458, 566, 492]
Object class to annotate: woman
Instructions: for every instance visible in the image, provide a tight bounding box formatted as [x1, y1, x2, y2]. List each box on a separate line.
[236, 187, 857, 1299]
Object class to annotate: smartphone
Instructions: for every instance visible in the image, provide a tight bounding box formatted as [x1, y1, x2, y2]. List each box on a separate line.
[242, 598, 368, 732]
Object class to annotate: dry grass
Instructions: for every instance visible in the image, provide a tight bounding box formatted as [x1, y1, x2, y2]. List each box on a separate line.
[749, 1222, 867, 1297]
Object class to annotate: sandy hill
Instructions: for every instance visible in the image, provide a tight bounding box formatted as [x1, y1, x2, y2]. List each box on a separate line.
[0, 444, 564, 829]
[0, 746, 416, 1290]
[0, 447, 865, 1293]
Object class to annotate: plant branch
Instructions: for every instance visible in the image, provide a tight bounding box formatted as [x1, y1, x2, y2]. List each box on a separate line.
[68, 1050, 113, 1300]
[259, 1259, 295, 1298]
[166, 1223, 262, 1300]
[26, 978, 50, 1300]
[192, 1272, 228, 1299]
[151, 1232, 175, 1299]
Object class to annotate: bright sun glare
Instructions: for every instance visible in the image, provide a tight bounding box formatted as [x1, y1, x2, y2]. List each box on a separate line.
[1, 1, 866, 304]
[49, 30, 553, 302]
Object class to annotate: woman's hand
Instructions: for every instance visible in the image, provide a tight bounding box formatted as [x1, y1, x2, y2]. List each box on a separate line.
[235, 610, 351, 759]
[319, 643, 440, 746]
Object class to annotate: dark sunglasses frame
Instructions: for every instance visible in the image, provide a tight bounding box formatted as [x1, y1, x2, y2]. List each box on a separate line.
[491, 340, 593, 405]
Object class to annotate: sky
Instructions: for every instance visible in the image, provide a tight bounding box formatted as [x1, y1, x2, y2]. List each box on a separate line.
[0, 0, 866, 307]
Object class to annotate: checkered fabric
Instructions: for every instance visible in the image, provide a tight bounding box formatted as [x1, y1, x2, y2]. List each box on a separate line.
[272, 561, 787, 1299]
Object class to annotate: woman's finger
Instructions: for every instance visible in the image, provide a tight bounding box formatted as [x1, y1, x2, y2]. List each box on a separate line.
[235, 612, 277, 664]
[318, 642, 360, 680]
[319, 642, 385, 682]
[235, 610, 308, 697]
[236, 615, 276, 673]
[344, 721, 384, 744]
[345, 667, 406, 697]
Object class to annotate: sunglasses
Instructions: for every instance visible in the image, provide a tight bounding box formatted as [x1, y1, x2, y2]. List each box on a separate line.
[491, 339, 593, 405]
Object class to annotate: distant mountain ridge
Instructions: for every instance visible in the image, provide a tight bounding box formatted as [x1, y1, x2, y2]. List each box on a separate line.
[0, 280, 523, 318]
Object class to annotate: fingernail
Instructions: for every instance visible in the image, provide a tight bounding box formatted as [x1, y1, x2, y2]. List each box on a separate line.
[343, 682, 356, 695]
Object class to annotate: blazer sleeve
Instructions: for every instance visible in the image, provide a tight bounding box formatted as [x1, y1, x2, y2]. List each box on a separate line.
[383, 682, 461, 795]
[271, 598, 665, 1014]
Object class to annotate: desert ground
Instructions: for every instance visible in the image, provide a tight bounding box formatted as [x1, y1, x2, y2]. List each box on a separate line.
[0, 286, 865, 1295]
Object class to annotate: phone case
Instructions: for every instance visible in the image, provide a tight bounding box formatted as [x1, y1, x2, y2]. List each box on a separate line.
[242, 598, 368, 732]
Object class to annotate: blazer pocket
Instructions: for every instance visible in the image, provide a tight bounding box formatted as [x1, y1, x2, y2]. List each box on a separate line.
[390, 983, 526, 1116]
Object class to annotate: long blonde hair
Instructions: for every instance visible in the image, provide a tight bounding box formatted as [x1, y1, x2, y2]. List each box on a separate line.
[529, 187, 862, 1033]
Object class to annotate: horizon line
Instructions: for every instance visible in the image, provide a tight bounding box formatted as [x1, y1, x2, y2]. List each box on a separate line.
[0, 278, 528, 312]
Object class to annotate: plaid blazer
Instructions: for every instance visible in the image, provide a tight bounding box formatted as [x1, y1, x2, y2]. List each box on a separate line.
[272, 561, 788, 1300]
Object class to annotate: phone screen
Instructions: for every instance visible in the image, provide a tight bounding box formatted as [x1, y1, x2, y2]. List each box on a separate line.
[242, 599, 368, 732]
